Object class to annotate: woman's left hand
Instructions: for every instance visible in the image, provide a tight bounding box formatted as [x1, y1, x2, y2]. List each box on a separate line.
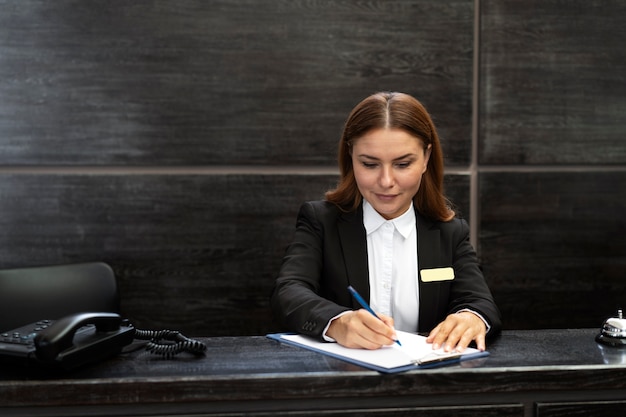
[426, 311, 487, 352]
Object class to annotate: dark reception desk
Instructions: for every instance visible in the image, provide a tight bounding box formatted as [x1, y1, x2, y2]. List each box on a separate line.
[2, 329, 626, 417]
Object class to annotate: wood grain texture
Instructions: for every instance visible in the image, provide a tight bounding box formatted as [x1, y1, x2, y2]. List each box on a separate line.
[0, 173, 469, 336]
[0, 173, 335, 335]
[0, 0, 473, 166]
[1, 0, 623, 337]
[0, 330, 624, 416]
[479, 0, 626, 165]
[536, 402, 626, 417]
[479, 171, 626, 329]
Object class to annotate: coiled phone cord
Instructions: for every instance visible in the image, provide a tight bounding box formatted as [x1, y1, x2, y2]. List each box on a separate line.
[133, 328, 207, 359]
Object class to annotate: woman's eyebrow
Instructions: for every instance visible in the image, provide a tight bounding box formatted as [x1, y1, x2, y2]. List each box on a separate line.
[393, 153, 416, 161]
[357, 153, 415, 161]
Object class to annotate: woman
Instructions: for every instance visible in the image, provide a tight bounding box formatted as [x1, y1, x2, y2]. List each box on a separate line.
[271, 92, 501, 352]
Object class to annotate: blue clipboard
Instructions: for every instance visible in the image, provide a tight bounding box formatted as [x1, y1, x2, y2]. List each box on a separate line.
[267, 332, 489, 374]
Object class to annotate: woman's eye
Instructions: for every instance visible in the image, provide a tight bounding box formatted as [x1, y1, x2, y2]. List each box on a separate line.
[362, 162, 378, 169]
[396, 161, 412, 169]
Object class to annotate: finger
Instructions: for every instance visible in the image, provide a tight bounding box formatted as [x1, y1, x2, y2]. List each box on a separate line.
[378, 313, 399, 342]
[430, 321, 454, 350]
[454, 312, 487, 351]
[426, 323, 441, 343]
[348, 332, 385, 350]
[443, 327, 465, 352]
[442, 316, 479, 352]
[474, 331, 486, 352]
[339, 332, 383, 350]
[453, 329, 475, 352]
[356, 310, 397, 345]
[378, 313, 395, 330]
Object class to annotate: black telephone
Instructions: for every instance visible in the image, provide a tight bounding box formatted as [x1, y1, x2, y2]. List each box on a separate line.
[0, 312, 135, 370]
[0, 312, 207, 371]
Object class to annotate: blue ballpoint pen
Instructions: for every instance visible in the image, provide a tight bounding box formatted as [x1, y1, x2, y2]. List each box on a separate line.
[347, 285, 402, 346]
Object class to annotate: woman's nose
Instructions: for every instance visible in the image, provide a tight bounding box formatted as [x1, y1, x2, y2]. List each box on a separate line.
[379, 166, 395, 187]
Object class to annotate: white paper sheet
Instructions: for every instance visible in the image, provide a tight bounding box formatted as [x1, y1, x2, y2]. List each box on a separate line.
[279, 330, 483, 371]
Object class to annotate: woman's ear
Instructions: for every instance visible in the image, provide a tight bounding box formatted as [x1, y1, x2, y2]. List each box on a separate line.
[423, 144, 433, 170]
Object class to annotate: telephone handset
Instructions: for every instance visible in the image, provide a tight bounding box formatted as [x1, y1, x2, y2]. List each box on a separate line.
[0, 312, 135, 370]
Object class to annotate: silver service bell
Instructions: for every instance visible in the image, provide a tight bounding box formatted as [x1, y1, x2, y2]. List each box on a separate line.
[596, 309, 626, 347]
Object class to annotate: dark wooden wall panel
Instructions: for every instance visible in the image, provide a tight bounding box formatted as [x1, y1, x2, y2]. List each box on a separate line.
[479, 171, 626, 329]
[0, 173, 337, 335]
[0, 0, 473, 166]
[479, 0, 626, 165]
[0, 173, 469, 336]
[445, 174, 471, 220]
[477, 0, 626, 330]
[0, 0, 623, 336]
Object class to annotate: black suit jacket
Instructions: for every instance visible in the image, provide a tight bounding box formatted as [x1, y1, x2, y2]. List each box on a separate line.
[270, 200, 501, 340]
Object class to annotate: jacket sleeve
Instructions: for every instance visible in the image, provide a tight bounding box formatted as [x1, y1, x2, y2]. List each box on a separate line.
[270, 202, 351, 339]
[445, 218, 502, 337]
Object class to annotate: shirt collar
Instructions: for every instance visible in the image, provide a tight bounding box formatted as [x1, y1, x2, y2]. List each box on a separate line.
[363, 200, 416, 238]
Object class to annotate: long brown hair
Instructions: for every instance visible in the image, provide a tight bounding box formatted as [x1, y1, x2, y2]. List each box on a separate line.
[325, 92, 454, 222]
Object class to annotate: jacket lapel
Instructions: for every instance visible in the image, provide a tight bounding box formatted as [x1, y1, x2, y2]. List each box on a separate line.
[337, 204, 369, 308]
[416, 211, 441, 330]
[416, 212, 440, 269]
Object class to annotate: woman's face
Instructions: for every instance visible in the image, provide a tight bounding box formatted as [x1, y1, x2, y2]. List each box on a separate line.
[351, 128, 431, 220]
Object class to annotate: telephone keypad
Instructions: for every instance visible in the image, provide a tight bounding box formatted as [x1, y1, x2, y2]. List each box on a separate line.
[0, 320, 53, 348]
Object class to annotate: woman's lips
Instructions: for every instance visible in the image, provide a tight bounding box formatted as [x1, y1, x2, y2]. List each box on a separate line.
[375, 193, 398, 201]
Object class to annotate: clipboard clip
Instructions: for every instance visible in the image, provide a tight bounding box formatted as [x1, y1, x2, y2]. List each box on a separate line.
[414, 352, 462, 366]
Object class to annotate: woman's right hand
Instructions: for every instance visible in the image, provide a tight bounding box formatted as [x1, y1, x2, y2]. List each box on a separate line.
[326, 309, 398, 349]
